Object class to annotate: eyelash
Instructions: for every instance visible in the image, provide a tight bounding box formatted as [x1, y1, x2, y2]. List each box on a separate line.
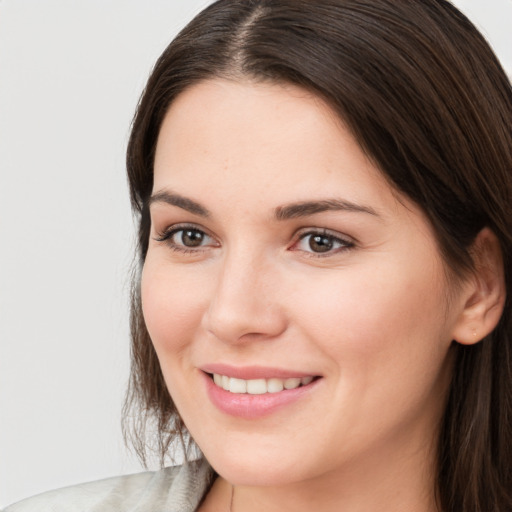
[153, 224, 355, 257]
[154, 224, 217, 254]
[292, 229, 355, 258]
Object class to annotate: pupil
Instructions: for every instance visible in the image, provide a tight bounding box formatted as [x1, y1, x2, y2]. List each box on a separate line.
[182, 230, 204, 247]
[309, 235, 333, 253]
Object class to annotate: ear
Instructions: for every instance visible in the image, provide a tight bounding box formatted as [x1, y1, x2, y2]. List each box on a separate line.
[451, 228, 506, 345]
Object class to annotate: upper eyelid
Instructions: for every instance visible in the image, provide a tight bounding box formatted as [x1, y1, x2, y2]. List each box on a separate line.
[154, 222, 213, 238]
[294, 227, 355, 243]
[290, 231, 356, 260]
[153, 226, 218, 253]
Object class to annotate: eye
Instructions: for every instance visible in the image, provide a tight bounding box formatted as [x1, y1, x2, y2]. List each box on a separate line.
[292, 230, 354, 255]
[174, 228, 208, 247]
[154, 225, 217, 252]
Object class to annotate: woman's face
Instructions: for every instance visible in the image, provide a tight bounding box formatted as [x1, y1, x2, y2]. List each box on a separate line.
[142, 79, 467, 486]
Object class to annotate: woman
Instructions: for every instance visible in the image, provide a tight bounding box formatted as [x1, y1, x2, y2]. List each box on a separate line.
[5, 0, 511, 511]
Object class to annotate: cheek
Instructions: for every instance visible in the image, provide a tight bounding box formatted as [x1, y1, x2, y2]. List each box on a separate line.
[291, 260, 450, 378]
[140, 258, 218, 420]
[140, 257, 208, 355]
[288, 262, 454, 455]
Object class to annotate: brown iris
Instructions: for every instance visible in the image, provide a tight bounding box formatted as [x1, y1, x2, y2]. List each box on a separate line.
[308, 234, 334, 253]
[181, 229, 204, 247]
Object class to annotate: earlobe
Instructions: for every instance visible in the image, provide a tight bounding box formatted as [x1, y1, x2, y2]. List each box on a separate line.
[451, 228, 506, 345]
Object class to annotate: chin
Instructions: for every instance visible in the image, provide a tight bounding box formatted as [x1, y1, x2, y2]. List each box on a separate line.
[195, 434, 322, 487]
[209, 455, 303, 487]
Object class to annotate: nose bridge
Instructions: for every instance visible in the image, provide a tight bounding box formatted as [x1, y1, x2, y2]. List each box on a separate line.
[202, 243, 286, 343]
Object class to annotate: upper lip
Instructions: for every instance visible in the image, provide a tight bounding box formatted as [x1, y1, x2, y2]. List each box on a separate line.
[200, 363, 319, 380]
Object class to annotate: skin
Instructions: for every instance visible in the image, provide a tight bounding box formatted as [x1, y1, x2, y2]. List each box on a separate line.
[141, 79, 483, 511]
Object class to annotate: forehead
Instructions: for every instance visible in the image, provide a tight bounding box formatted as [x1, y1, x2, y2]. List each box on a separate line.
[153, 79, 393, 208]
[155, 79, 342, 168]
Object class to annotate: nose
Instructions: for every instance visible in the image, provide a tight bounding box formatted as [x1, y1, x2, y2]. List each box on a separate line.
[201, 249, 287, 344]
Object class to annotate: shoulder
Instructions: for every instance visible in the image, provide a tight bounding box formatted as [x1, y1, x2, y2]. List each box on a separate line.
[2, 458, 213, 512]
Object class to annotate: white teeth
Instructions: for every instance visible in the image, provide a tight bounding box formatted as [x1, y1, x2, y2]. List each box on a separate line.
[284, 378, 301, 390]
[212, 373, 315, 394]
[229, 378, 247, 394]
[246, 379, 267, 394]
[267, 378, 284, 393]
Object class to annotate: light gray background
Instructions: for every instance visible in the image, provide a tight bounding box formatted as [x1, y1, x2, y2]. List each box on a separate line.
[0, 0, 510, 507]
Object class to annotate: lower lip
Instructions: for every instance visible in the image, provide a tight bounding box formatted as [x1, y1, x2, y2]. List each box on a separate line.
[202, 372, 320, 419]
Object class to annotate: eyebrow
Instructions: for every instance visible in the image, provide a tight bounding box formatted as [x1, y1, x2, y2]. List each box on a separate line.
[274, 199, 379, 220]
[148, 190, 211, 217]
[148, 191, 378, 220]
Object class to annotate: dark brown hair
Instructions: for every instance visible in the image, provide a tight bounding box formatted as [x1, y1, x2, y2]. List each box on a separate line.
[123, 1, 512, 510]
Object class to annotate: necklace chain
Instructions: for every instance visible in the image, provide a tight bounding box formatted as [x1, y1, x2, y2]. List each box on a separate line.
[229, 484, 234, 512]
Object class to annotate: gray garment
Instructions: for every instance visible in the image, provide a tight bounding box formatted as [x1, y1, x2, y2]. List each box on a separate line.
[2, 459, 213, 512]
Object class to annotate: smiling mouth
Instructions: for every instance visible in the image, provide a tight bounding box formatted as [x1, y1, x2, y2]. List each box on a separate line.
[209, 373, 319, 394]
